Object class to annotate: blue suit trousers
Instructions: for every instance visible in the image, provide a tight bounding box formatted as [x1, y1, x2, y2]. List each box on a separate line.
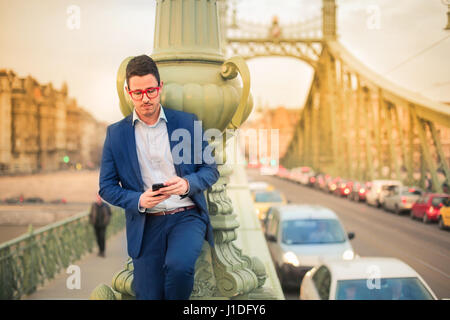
[132, 207, 207, 300]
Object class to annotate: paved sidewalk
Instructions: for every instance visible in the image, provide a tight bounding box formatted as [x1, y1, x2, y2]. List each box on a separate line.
[24, 230, 129, 300]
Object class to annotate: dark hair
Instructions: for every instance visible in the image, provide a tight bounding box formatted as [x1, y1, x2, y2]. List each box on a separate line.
[126, 55, 160, 89]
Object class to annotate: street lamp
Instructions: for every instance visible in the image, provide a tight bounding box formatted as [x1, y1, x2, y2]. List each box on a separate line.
[443, 0, 450, 30]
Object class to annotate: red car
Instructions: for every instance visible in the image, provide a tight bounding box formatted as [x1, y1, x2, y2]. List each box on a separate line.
[328, 177, 342, 194]
[411, 193, 449, 224]
[334, 180, 352, 197]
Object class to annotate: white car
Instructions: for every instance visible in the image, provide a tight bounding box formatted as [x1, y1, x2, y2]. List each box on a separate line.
[249, 181, 273, 192]
[300, 257, 438, 300]
[264, 204, 356, 289]
[366, 180, 403, 207]
[289, 167, 314, 185]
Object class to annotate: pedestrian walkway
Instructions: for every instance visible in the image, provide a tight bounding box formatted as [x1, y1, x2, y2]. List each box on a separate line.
[23, 230, 129, 300]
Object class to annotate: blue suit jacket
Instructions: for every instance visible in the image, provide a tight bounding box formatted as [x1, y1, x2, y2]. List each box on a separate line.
[99, 107, 219, 259]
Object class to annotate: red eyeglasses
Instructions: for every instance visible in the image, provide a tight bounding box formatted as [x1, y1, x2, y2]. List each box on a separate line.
[128, 86, 161, 101]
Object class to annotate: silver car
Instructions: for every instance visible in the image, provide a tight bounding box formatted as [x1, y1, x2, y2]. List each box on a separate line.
[264, 204, 356, 289]
[383, 186, 423, 215]
[300, 257, 438, 300]
[366, 180, 403, 207]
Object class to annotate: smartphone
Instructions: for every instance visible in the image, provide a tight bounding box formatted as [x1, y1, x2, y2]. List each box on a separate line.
[152, 183, 165, 192]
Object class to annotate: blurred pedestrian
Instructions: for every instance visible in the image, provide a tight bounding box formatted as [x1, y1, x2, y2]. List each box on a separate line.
[89, 193, 112, 257]
[426, 176, 433, 192]
[442, 182, 449, 194]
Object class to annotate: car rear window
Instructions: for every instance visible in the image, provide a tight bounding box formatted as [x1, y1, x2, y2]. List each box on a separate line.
[335, 277, 434, 300]
[402, 189, 422, 196]
[254, 191, 283, 203]
[431, 197, 448, 207]
[281, 219, 347, 244]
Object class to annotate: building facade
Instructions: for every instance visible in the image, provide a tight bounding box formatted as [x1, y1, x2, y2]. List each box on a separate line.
[0, 70, 106, 175]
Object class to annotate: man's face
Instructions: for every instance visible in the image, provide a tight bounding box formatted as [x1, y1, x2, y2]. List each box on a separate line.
[127, 73, 162, 119]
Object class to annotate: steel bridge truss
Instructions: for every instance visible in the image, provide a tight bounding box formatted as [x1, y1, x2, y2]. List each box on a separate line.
[221, 0, 450, 192]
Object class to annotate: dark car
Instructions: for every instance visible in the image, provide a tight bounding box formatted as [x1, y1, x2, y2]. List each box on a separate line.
[327, 177, 342, 194]
[349, 181, 368, 202]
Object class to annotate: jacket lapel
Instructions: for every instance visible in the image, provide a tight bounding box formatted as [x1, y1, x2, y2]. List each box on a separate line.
[124, 115, 144, 191]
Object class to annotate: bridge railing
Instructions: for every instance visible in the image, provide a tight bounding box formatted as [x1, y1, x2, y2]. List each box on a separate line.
[0, 205, 125, 300]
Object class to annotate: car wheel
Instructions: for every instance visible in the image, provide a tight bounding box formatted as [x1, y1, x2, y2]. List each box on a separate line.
[438, 217, 443, 229]
[438, 217, 447, 230]
[423, 214, 429, 224]
[275, 265, 285, 289]
[395, 205, 400, 215]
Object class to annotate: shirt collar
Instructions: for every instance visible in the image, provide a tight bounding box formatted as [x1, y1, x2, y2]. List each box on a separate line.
[132, 104, 168, 127]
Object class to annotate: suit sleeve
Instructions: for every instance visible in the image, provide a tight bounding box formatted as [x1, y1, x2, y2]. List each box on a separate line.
[99, 126, 142, 213]
[180, 114, 220, 198]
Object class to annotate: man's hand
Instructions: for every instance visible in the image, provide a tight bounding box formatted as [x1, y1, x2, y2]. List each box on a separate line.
[159, 176, 189, 196]
[139, 189, 170, 210]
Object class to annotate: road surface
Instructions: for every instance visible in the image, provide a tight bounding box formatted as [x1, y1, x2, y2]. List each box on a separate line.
[247, 169, 450, 300]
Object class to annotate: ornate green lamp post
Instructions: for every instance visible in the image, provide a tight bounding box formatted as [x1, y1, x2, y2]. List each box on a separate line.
[443, 0, 450, 30]
[91, 0, 276, 300]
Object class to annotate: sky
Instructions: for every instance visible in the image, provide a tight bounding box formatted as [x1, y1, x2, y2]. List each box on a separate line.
[0, 0, 449, 124]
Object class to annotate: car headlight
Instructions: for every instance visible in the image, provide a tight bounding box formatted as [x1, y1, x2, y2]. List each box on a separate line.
[342, 249, 355, 260]
[283, 251, 300, 267]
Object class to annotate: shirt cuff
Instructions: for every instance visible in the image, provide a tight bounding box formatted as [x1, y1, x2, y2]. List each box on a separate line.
[181, 178, 190, 196]
[138, 194, 146, 213]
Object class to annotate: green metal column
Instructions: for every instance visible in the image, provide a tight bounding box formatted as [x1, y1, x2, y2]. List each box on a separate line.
[428, 121, 450, 186]
[355, 75, 362, 181]
[322, 0, 337, 40]
[295, 110, 305, 166]
[362, 86, 374, 182]
[318, 58, 330, 172]
[92, 0, 277, 300]
[303, 100, 311, 167]
[311, 87, 320, 171]
[393, 105, 413, 185]
[408, 106, 416, 185]
[327, 53, 338, 177]
[334, 61, 344, 177]
[344, 73, 353, 179]
[376, 89, 384, 178]
[411, 106, 442, 193]
[337, 62, 349, 178]
[385, 103, 401, 181]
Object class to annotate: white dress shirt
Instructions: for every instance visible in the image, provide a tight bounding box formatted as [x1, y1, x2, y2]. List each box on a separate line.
[133, 106, 195, 213]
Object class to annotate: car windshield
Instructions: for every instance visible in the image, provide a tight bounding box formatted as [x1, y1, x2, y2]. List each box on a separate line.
[254, 191, 283, 203]
[281, 219, 347, 244]
[401, 189, 422, 196]
[431, 197, 448, 207]
[382, 184, 400, 192]
[336, 277, 434, 300]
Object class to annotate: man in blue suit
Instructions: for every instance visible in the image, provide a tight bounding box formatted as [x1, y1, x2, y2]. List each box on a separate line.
[99, 55, 219, 300]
